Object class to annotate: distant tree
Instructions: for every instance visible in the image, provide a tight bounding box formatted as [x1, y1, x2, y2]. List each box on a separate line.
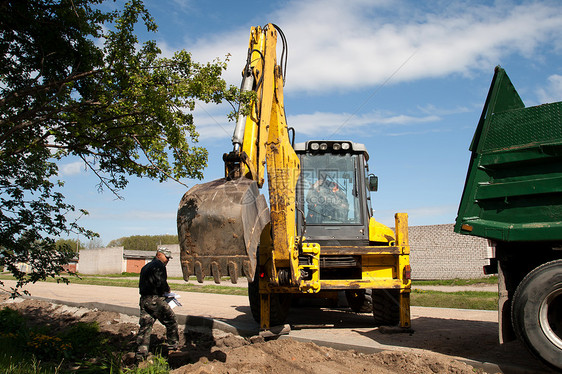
[0, 0, 245, 295]
[85, 237, 105, 249]
[55, 238, 84, 253]
[108, 234, 178, 251]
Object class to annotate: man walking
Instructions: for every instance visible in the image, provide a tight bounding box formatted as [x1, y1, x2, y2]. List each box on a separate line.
[136, 248, 179, 359]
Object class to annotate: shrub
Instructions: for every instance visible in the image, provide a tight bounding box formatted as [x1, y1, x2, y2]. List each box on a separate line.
[0, 308, 26, 334]
[59, 322, 104, 360]
[26, 332, 70, 361]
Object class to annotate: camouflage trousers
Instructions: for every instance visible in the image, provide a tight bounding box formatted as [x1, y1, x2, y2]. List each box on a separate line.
[136, 295, 179, 355]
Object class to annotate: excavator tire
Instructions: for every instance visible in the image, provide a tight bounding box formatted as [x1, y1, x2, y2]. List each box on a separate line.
[248, 256, 292, 326]
[345, 289, 373, 313]
[372, 289, 400, 326]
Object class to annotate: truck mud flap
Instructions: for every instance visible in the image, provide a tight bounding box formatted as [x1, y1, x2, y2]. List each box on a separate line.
[177, 178, 269, 284]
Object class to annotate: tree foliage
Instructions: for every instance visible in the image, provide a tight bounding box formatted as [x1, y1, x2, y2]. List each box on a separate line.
[55, 238, 84, 253]
[107, 234, 178, 251]
[0, 0, 241, 294]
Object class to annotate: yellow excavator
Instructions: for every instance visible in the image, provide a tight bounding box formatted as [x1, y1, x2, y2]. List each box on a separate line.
[177, 23, 411, 331]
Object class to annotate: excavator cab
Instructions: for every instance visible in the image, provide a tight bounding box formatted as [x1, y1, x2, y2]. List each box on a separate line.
[294, 140, 397, 283]
[295, 140, 373, 245]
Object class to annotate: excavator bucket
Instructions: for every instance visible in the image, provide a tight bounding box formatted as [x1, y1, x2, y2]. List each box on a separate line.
[177, 178, 269, 284]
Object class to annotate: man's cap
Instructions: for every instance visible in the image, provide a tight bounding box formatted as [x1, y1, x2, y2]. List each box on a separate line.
[157, 248, 173, 259]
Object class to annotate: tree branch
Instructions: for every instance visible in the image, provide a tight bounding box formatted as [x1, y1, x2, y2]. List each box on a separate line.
[79, 154, 124, 199]
[131, 135, 187, 187]
[0, 69, 99, 108]
[0, 99, 101, 148]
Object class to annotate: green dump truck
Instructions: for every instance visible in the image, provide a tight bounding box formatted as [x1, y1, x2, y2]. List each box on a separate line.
[455, 66, 562, 370]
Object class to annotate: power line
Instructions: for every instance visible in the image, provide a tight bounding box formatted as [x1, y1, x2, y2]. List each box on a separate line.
[329, 48, 418, 139]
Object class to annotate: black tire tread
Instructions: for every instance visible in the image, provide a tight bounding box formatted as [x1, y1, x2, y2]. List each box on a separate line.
[372, 289, 400, 326]
[345, 289, 373, 313]
[248, 273, 292, 326]
[511, 259, 562, 370]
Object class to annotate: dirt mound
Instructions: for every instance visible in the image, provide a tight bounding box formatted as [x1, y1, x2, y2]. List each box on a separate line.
[1, 296, 479, 373]
[170, 338, 477, 374]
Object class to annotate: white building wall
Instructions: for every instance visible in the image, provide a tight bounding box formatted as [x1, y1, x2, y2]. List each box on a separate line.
[78, 246, 124, 274]
[158, 244, 182, 278]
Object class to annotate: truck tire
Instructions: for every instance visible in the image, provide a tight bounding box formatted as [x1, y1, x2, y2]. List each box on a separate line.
[372, 289, 400, 326]
[248, 272, 292, 326]
[511, 259, 562, 370]
[345, 289, 373, 313]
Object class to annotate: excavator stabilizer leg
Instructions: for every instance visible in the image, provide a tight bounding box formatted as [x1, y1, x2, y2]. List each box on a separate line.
[177, 178, 270, 284]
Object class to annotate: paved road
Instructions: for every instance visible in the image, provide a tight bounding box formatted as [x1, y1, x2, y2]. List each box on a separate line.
[0, 279, 553, 374]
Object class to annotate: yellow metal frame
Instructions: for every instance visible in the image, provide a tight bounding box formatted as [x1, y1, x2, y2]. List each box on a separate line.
[299, 243, 320, 293]
[313, 213, 411, 328]
[261, 213, 411, 329]
[240, 24, 306, 286]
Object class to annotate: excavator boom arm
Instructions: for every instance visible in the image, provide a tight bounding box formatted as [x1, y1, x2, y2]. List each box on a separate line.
[177, 24, 300, 286]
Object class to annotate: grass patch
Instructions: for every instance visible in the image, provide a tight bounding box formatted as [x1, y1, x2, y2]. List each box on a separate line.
[0, 274, 248, 296]
[410, 289, 498, 310]
[78, 272, 141, 278]
[0, 308, 109, 373]
[412, 276, 497, 287]
[71, 276, 139, 288]
[69, 277, 248, 296]
[0, 307, 171, 373]
[0, 353, 64, 374]
[75, 273, 230, 282]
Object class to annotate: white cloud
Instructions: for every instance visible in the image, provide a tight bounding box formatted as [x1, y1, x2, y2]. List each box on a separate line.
[417, 104, 471, 116]
[170, 0, 195, 14]
[403, 205, 459, 224]
[59, 161, 85, 176]
[288, 111, 440, 137]
[386, 128, 451, 137]
[182, 27, 250, 86]
[195, 107, 442, 140]
[170, 1, 561, 141]
[123, 210, 177, 221]
[185, 1, 562, 93]
[537, 74, 562, 103]
[191, 102, 235, 140]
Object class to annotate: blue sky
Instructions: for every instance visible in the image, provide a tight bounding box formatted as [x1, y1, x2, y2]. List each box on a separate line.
[58, 0, 562, 245]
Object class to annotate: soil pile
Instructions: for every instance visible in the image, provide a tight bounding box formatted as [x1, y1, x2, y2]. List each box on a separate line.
[1, 296, 479, 373]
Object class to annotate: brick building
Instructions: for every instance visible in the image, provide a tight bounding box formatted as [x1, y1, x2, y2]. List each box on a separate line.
[408, 224, 490, 279]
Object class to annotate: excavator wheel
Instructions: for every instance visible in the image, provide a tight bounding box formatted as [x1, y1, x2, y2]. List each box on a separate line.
[372, 289, 400, 326]
[345, 289, 373, 313]
[248, 255, 292, 326]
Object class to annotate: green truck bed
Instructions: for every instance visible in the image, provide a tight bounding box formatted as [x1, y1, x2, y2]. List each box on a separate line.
[454, 66, 562, 242]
